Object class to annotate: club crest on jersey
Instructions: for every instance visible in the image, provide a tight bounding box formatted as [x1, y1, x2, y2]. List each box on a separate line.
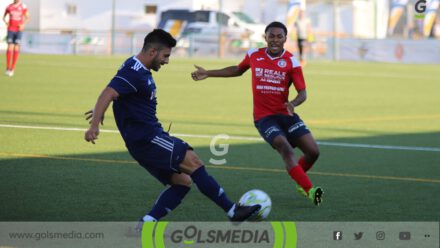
[277, 59, 287, 68]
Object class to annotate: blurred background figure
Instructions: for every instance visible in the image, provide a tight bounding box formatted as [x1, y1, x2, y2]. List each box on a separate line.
[295, 10, 313, 66]
[388, 0, 409, 37]
[285, 0, 304, 53]
[423, 0, 440, 37]
[3, 0, 29, 77]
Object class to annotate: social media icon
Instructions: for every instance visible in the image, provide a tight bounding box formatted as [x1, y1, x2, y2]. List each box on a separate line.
[399, 232, 411, 240]
[376, 231, 385, 240]
[354, 232, 363, 240]
[333, 231, 343, 240]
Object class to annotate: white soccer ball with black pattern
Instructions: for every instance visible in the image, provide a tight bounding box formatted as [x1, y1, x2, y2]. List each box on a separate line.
[239, 189, 272, 220]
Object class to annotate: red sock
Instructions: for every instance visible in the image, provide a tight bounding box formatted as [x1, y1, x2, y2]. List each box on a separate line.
[288, 165, 312, 193]
[11, 50, 19, 70]
[6, 50, 12, 70]
[298, 156, 314, 172]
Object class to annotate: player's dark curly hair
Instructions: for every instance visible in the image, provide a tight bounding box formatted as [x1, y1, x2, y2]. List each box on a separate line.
[265, 21, 288, 35]
[142, 29, 176, 51]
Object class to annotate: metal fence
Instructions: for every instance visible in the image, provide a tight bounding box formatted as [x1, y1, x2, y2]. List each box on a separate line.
[17, 30, 147, 56]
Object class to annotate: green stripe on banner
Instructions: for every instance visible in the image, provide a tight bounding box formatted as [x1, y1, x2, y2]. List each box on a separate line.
[271, 221, 284, 248]
[141, 222, 156, 248]
[283, 222, 297, 248]
[154, 222, 168, 248]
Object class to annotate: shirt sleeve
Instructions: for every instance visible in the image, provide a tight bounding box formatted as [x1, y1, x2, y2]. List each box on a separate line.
[237, 54, 251, 71]
[107, 69, 139, 96]
[290, 56, 306, 91]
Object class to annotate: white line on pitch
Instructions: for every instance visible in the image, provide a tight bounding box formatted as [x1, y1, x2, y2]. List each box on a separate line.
[1, 123, 439, 152]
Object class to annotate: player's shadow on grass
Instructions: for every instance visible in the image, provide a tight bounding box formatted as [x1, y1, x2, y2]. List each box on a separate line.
[0, 131, 439, 221]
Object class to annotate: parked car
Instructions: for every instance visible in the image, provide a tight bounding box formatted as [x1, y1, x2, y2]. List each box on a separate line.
[159, 9, 265, 55]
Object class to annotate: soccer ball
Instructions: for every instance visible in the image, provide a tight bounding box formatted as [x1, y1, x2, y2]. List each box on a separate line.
[239, 189, 272, 220]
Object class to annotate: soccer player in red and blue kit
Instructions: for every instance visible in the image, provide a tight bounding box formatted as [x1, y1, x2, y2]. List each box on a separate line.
[84, 29, 260, 227]
[3, 0, 29, 77]
[192, 22, 323, 205]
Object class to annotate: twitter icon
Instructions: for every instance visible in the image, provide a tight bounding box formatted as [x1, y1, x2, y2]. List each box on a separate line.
[354, 232, 363, 240]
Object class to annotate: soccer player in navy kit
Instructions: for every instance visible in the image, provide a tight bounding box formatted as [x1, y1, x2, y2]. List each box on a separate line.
[84, 29, 260, 225]
[192, 22, 323, 205]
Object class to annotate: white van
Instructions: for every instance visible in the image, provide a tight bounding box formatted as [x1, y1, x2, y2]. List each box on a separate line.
[228, 11, 266, 46]
[181, 10, 265, 46]
[159, 9, 265, 54]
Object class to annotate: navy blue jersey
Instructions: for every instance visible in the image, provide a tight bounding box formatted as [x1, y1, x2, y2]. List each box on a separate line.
[108, 56, 163, 145]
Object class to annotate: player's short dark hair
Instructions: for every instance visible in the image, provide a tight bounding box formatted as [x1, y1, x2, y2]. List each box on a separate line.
[265, 21, 288, 36]
[142, 29, 176, 51]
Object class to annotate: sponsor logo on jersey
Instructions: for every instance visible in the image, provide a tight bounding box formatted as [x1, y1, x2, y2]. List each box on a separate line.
[264, 126, 280, 138]
[256, 85, 285, 92]
[255, 68, 264, 77]
[288, 122, 307, 133]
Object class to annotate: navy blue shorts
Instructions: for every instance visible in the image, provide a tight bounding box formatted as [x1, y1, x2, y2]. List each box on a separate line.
[254, 114, 310, 148]
[7, 31, 23, 44]
[127, 132, 192, 185]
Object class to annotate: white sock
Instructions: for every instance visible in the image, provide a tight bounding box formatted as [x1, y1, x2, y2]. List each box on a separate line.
[227, 204, 236, 218]
[142, 215, 157, 222]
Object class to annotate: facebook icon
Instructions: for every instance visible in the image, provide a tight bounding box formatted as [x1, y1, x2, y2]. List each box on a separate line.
[334, 231, 343, 240]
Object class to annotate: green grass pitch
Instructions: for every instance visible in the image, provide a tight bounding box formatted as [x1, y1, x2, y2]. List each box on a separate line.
[0, 54, 439, 221]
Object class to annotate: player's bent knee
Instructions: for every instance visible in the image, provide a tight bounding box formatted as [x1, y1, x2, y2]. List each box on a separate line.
[179, 150, 204, 174]
[314, 149, 320, 159]
[308, 147, 320, 162]
[272, 135, 288, 149]
[272, 136, 294, 158]
[170, 173, 192, 187]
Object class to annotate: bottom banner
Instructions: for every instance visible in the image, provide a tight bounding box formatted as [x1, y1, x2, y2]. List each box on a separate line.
[0, 222, 437, 248]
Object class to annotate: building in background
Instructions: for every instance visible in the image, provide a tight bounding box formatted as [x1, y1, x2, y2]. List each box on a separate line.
[1, 0, 258, 32]
[1, 0, 439, 63]
[1, 0, 438, 39]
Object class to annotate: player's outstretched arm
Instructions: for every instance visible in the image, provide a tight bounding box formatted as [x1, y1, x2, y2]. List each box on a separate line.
[84, 87, 119, 144]
[191, 65, 245, 81]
